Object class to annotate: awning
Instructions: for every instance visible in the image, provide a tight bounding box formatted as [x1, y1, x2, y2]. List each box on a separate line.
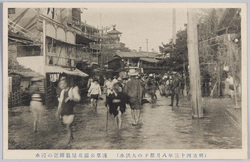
[46, 66, 88, 77]
[140, 58, 159, 63]
[9, 71, 43, 78]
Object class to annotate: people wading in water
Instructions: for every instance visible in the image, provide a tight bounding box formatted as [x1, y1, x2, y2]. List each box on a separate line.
[106, 83, 129, 130]
[169, 72, 182, 108]
[147, 74, 157, 103]
[29, 76, 45, 132]
[56, 77, 81, 144]
[88, 78, 101, 109]
[124, 69, 143, 126]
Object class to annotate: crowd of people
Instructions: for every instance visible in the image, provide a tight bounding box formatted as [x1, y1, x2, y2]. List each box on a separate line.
[28, 69, 184, 145]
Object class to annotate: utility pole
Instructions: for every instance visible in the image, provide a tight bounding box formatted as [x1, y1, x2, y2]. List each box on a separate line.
[100, 13, 102, 29]
[99, 21, 104, 69]
[43, 19, 48, 107]
[146, 38, 148, 53]
[172, 9, 176, 45]
[187, 9, 203, 118]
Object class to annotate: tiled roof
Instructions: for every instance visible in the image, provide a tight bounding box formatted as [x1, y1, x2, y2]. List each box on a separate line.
[116, 51, 158, 58]
[107, 29, 122, 35]
[46, 66, 88, 77]
[140, 57, 159, 63]
[9, 71, 42, 78]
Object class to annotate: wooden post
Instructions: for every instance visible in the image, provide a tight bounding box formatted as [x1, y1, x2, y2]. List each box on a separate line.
[228, 39, 240, 109]
[43, 20, 48, 107]
[183, 62, 188, 96]
[172, 9, 176, 45]
[187, 9, 203, 118]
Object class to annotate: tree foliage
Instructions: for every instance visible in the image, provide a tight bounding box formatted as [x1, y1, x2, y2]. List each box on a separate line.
[158, 29, 188, 72]
[100, 35, 131, 64]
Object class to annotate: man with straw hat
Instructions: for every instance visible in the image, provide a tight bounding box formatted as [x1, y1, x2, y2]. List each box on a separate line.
[124, 69, 143, 126]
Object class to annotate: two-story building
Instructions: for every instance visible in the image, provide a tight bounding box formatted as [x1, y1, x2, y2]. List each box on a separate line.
[8, 8, 101, 107]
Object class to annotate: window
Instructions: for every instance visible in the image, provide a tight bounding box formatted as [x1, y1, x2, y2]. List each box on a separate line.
[72, 8, 81, 26]
[8, 8, 15, 14]
[17, 46, 41, 57]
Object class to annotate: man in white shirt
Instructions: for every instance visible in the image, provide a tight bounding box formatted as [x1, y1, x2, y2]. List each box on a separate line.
[88, 78, 101, 109]
[112, 76, 118, 86]
[105, 77, 113, 95]
[225, 73, 234, 99]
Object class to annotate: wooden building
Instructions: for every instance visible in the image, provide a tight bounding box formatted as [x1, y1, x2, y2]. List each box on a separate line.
[8, 8, 102, 107]
[107, 51, 160, 76]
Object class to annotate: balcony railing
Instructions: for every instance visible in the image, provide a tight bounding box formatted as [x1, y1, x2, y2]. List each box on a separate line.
[47, 54, 76, 67]
[72, 16, 81, 27]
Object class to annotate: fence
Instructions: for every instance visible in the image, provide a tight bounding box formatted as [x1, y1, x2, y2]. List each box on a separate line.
[8, 89, 30, 108]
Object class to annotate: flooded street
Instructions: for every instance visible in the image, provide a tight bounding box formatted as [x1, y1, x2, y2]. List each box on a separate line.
[9, 91, 241, 149]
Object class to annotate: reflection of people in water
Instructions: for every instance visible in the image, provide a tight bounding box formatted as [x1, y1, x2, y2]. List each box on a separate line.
[29, 77, 45, 132]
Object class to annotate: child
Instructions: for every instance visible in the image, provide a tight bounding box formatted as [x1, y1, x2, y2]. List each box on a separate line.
[106, 83, 128, 129]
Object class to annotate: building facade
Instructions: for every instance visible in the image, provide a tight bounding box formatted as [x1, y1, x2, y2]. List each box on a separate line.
[8, 8, 101, 107]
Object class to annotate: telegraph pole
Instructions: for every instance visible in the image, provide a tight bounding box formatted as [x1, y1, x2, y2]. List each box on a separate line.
[146, 38, 148, 53]
[187, 9, 203, 118]
[172, 9, 176, 45]
[42, 19, 48, 107]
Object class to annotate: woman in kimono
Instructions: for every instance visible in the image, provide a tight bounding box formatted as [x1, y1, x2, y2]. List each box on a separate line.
[106, 83, 128, 129]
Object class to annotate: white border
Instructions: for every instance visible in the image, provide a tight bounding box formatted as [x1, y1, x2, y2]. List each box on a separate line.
[2, 2, 248, 159]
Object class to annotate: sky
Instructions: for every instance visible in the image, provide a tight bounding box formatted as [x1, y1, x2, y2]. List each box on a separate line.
[82, 8, 187, 52]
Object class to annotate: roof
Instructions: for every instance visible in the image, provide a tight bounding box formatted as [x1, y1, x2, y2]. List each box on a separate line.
[46, 66, 88, 77]
[107, 29, 122, 35]
[8, 31, 33, 41]
[9, 71, 43, 78]
[140, 58, 159, 63]
[116, 51, 159, 58]
[8, 31, 34, 44]
[107, 57, 121, 63]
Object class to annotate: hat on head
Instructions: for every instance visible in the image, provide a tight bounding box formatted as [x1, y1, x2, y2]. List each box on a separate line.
[172, 71, 177, 74]
[31, 76, 44, 82]
[128, 69, 138, 76]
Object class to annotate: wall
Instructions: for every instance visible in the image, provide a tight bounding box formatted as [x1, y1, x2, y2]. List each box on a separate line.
[46, 37, 76, 67]
[9, 45, 17, 60]
[17, 56, 45, 76]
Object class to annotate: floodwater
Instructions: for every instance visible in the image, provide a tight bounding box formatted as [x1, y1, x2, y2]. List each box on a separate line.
[8, 91, 241, 149]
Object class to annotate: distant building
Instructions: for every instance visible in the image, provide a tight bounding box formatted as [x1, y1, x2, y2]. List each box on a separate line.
[99, 26, 130, 68]
[107, 51, 160, 75]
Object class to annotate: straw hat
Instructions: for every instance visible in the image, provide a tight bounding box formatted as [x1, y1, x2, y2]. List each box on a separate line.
[128, 69, 138, 76]
[31, 76, 44, 82]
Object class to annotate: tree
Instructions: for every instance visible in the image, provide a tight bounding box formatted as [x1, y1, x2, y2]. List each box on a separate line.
[100, 34, 131, 67]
